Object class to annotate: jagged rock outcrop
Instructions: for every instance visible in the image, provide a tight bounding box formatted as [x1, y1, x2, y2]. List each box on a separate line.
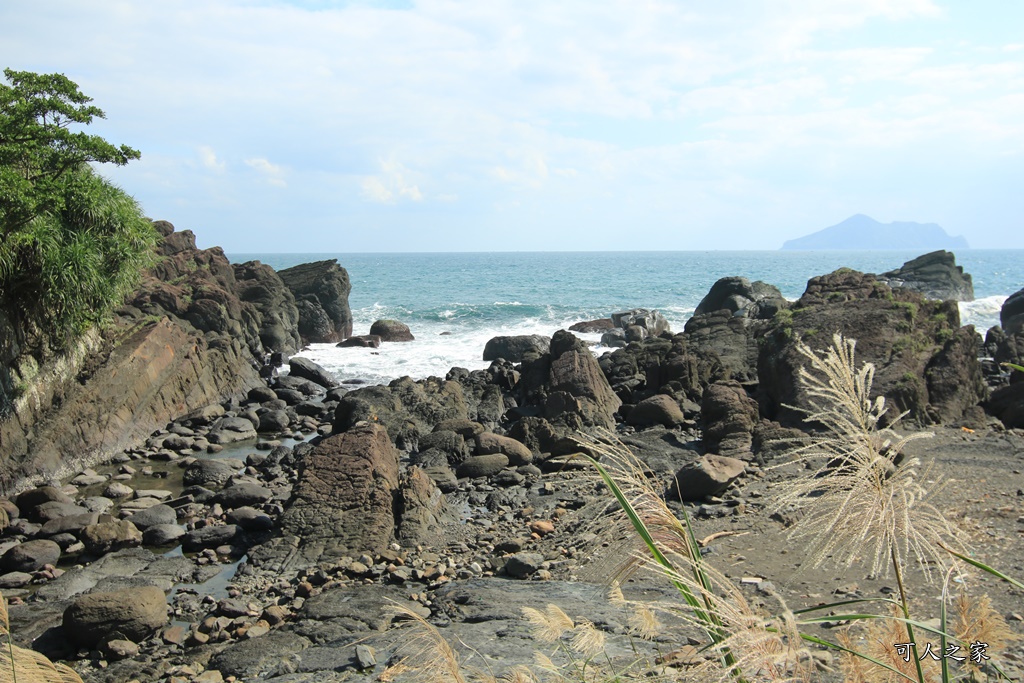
[598, 334, 723, 406]
[278, 260, 353, 344]
[232, 261, 302, 353]
[876, 250, 974, 302]
[757, 268, 985, 425]
[334, 376, 469, 449]
[519, 330, 622, 431]
[701, 381, 760, 459]
[683, 276, 787, 381]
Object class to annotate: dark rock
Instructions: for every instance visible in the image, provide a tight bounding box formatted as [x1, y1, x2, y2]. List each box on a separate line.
[694, 277, 786, 318]
[207, 416, 258, 445]
[183, 459, 238, 487]
[182, 524, 240, 551]
[925, 326, 988, 423]
[988, 382, 1024, 428]
[215, 483, 273, 509]
[456, 454, 509, 479]
[16, 486, 73, 521]
[504, 552, 544, 578]
[569, 318, 614, 333]
[542, 330, 622, 429]
[418, 430, 471, 465]
[226, 506, 274, 531]
[40, 511, 100, 536]
[278, 424, 399, 565]
[248, 386, 278, 403]
[35, 501, 88, 523]
[275, 374, 323, 396]
[600, 329, 627, 347]
[370, 319, 415, 342]
[1002, 288, 1024, 336]
[876, 250, 974, 302]
[1, 539, 61, 572]
[258, 409, 291, 433]
[288, 357, 338, 388]
[701, 381, 759, 458]
[626, 394, 686, 428]
[483, 335, 550, 362]
[63, 585, 168, 646]
[232, 260, 302, 353]
[335, 377, 468, 446]
[672, 455, 745, 501]
[757, 269, 977, 426]
[278, 260, 353, 344]
[142, 524, 185, 546]
[611, 309, 670, 336]
[433, 418, 485, 438]
[336, 335, 382, 348]
[127, 504, 178, 530]
[475, 432, 533, 465]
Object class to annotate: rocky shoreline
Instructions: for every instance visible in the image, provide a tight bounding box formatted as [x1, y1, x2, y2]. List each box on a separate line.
[1, 227, 1022, 682]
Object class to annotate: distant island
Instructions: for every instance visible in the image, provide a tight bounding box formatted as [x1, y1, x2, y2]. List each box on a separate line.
[781, 214, 970, 251]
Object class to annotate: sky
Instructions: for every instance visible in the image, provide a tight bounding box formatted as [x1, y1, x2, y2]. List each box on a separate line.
[2, 0, 1022, 252]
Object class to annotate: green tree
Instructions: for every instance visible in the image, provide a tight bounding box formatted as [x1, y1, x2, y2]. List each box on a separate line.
[0, 68, 155, 344]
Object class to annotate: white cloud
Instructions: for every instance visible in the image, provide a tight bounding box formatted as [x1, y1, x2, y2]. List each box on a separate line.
[198, 145, 225, 172]
[360, 160, 424, 203]
[244, 157, 287, 187]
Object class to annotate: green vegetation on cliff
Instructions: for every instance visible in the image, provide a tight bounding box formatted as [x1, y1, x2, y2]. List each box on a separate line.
[0, 68, 156, 343]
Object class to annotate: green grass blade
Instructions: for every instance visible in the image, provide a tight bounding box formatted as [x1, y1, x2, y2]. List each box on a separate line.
[792, 597, 902, 614]
[941, 546, 1024, 591]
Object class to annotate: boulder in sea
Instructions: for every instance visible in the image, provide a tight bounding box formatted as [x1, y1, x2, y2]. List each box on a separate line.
[876, 250, 974, 302]
[337, 335, 382, 348]
[288, 357, 338, 388]
[232, 260, 302, 353]
[569, 318, 615, 333]
[370, 319, 415, 342]
[611, 309, 671, 337]
[277, 259, 353, 344]
[482, 334, 551, 362]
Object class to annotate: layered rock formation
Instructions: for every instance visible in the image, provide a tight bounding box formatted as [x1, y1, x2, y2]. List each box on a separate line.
[278, 260, 353, 344]
[875, 250, 974, 301]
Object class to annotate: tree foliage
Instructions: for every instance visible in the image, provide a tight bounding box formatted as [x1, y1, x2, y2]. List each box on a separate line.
[0, 68, 155, 344]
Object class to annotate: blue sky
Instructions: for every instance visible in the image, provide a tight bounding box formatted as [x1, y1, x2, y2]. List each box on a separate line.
[2, 0, 1022, 251]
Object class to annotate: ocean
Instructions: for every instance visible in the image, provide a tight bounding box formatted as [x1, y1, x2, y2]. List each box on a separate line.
[229, 250, 1022, 386]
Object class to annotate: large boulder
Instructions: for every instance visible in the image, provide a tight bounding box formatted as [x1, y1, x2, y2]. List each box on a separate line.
[1, 539, 61, 572]
[671, 455, 745, 501]
[1001, 288, 1024, 336]
[81, 519, 143, 554]
[876, 250, 974, 302]
[278, 260, 353, 344]
[758, 268, 982, 425]
[63, 585, 168, 646]
[370, 319, 415, 342]
[693, 277, 787, 318]
[482, 335, 550, 362]
[278, 423, 400, 564]
[626, 394, 686, 428]
[288, 357, 337, 388]
[395, 467, 449, 546]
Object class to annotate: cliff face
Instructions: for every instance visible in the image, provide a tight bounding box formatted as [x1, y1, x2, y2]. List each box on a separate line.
[0, 221, 350, 485]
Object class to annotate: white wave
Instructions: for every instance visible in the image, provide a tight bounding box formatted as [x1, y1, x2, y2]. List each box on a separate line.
[959, 295, 1006, 331]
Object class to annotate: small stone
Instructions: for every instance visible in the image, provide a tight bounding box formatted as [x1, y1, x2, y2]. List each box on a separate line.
[355, 643, 377, 669]
[529, 520, 555, 536]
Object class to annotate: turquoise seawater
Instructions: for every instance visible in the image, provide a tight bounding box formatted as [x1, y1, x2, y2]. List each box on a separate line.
[229, 250, 1022, 385]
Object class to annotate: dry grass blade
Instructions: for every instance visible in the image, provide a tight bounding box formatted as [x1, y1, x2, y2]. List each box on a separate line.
[383, 602, 475, 683]
[522, 605, 575, 643]
[770, 334, 964, 582]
